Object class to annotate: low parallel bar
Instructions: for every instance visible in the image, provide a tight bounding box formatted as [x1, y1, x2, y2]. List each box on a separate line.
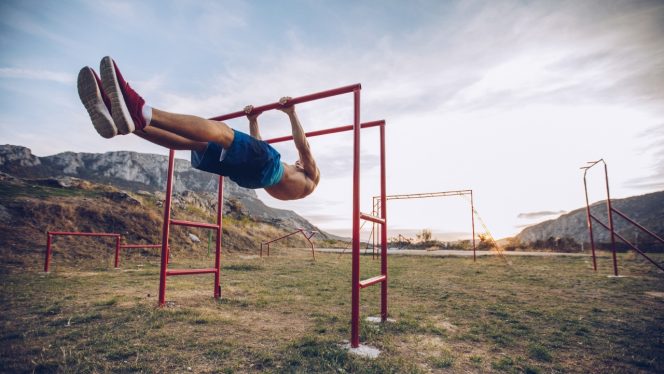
[120, 244, 162, 249]
[266, 121, 384, 144]
[166, 268, 217, 276]
[49, 231, 119, 237]
[359, 275, 387, 289]
[170, 219, 220, 230]
[360, 212, 386, 225]
[210, 84, 361, 122]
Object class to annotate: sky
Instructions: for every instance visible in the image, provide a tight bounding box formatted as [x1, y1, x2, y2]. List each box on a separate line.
[1, 0, 663, 240]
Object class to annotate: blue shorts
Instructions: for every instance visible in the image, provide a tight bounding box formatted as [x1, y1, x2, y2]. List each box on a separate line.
[191, 130, 284, 189]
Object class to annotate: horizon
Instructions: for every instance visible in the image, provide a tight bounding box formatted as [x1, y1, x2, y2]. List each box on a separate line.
[1, 0, 663, 239]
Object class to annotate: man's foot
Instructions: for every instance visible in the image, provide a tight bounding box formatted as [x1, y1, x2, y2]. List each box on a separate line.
[99, 56, 146, 134]
[77, 67, 117, 139]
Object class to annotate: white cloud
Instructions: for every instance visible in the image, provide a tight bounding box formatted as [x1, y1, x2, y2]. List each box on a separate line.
[0, 68, 74, 84]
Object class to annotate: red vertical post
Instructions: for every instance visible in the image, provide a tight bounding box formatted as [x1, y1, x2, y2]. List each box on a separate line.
[470, 190, 476, 262]
[44, 232, 52, 272]
[351, 88, 361, 348]
[582, 175, 598, 271]
[214, 176, 223, 299]
[114, 235, 120, 268]
[158, 150, 176, 306]
[380, 124, 388, 322]
[604, 163, 619, 276]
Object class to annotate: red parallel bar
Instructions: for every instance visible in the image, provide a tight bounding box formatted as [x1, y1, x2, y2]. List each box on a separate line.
[379, 124, 388, 322]
[44, 232, 52, 272]
[167, 268, 217, 276]
[159, 150, 176, 306]
[360, 212, 385, 225]
[603, 163, 619, 276]
[266, 121, 384, 144]
[582, 172, 598, 271]
[209, 84, 361, 122]
[114, 236, 120, 268]
[590, 216, 664, 272]
[612, 208, 664, 244]
[120, 244, 162, 249]
[359, 275, 386, 288]
[48, 231, 120, 237]
[351, 88, 361, 348]
[170, 219, 220, 230]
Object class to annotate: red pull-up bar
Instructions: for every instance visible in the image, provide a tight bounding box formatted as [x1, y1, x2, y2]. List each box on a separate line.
[209, 83, 361, 122]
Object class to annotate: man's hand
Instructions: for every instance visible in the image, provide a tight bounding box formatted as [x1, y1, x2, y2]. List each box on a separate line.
[277, 96, 295, 115]
[244, 105, 261, 121]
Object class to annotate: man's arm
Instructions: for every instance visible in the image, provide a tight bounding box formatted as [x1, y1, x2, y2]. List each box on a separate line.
[244, 105, 262, 140]
[278, 97, 319, 182]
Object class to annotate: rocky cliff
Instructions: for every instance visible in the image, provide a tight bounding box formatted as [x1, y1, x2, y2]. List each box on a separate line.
[516, 190, 664, 250]
[0, 144, 329, 237]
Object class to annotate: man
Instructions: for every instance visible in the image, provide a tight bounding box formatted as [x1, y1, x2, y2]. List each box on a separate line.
[77, 56, 320, 200]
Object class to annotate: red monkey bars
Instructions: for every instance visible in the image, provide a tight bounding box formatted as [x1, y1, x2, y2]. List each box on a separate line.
[44, 231, 120, 272]
[157, 84, 387, 348]
[260, 228, 317, 259]
[581, 159, 664, 275]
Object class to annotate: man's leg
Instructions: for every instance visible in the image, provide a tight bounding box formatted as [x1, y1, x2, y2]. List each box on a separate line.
[135, 126, 207, 152]
[150, 109, 235, 148]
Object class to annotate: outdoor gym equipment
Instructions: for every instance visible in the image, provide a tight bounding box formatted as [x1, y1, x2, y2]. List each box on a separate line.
[157, 84, 387, 348]
[260, 228, 317, 259]
[581, 159, 664, 275]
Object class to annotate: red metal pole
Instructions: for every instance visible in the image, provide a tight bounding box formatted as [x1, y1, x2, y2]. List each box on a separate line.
[44, 232, 52, 272]
[214, 176, 223, 299]
[114, 235, 120, 268]
[210, 84, 361, 122]
[351, 88, 361, 348]
[470, 190, 476, 262]
[266, 121, 384, 144]
[603, 163, 619, 276]
[582, 173, 598, 271]
[158, 149, 176, 306]
[380, 124, 388, 322]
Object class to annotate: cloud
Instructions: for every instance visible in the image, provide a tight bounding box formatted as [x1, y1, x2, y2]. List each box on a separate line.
[0, 68, 74, 84]
[517, 211, 567, 219]
[626, 123, 664, 189]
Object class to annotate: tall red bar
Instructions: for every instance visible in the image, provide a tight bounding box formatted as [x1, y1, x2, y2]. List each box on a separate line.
[582, 176, 598, 271]
[214, 176, 223, 298]
[351, 88, 361, 348]
[114, 236, 120, 268]
[380, 124, 388, 322]
[604, 163, 619, 276]
[158, 149, 176, 306]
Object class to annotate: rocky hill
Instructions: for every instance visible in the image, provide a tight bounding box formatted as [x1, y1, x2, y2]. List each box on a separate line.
[516, 190, 664, 251]
[0, 144, 329, 236]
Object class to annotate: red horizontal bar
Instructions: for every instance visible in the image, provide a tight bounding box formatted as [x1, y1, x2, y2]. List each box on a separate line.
[120, 244, 162, 249]
[210, 84, 361, 122]
[359, 275, 386, 288]
[170, 219, 220, 230]
[266, 120, 385, 144]
[166, 268, 217, 276]
[360, 212, 385, 225]
[48, 231, 119, 237]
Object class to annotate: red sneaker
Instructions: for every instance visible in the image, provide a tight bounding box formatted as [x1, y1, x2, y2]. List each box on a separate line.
[100, 56, 146, 134]
[77, 66, 117, 138]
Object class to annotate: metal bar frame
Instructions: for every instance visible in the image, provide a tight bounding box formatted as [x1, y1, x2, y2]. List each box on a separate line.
[155, 84, 387, 348]
[371, 189, 477, 261]
[581, 159, 664, 275]
[44, 231, 121, 272]
[260, 228, 317, 259]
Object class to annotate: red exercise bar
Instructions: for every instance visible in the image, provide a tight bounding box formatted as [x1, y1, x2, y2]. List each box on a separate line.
[44, 231, 120, 272]
[260, 228, 317, 260]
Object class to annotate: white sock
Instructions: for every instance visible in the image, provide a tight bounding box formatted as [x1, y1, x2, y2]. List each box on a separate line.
[142, 105, 153, 126]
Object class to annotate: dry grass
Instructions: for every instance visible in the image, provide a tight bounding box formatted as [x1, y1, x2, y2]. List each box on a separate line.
[1, 250, 663, 373]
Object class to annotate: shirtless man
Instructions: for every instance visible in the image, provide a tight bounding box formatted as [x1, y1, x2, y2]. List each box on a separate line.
[77, 56, 320, 200]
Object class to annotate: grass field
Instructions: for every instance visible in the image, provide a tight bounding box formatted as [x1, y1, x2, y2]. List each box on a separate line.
[1, 250, 663, 373]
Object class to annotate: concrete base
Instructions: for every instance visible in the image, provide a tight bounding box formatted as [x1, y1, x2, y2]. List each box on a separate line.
[341, 342, 381, 358]
[607, 275, 627, 278]
[365, 316, 396, 323]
